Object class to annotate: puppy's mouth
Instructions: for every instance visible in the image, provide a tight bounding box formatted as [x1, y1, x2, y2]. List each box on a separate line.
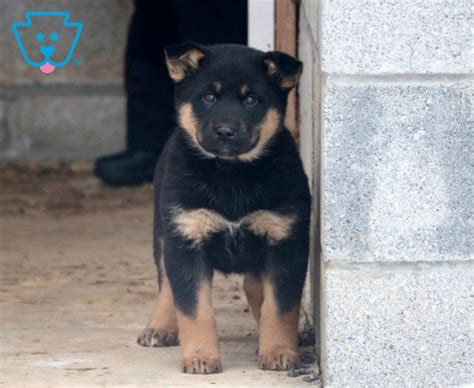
[196, 134, 258, 159]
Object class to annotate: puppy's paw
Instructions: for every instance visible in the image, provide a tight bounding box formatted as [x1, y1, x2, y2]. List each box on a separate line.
[182, 357, 222, 374]
[137, 328, 179, 347]
[258, 348, 298, 371]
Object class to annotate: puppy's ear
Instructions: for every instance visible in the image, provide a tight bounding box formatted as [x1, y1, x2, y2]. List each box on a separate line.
[263, 51, 303, 91]
[164, 42, 206, 82]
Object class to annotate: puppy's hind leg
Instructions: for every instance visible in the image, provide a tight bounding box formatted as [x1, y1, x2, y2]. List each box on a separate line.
[243, 273, 263, 325]
[137, 250, 179, 347]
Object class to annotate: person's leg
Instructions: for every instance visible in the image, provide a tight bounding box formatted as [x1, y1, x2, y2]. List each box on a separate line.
[95, 0, 177, 186]
[125, 0, 177, 153]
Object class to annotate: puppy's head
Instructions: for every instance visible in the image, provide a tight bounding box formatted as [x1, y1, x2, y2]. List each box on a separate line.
[165, 43, 302, 161]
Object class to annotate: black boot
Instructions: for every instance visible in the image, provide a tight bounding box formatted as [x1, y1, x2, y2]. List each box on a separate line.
[94, 150, 159, 186]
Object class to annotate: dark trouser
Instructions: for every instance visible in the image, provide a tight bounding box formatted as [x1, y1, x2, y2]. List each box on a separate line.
[126, 0, 247, 153]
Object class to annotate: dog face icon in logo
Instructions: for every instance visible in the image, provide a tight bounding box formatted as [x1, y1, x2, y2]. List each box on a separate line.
[12, 12, 83, 74]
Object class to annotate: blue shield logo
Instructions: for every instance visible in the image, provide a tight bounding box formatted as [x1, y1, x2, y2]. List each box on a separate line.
[12, 11, 83, 74]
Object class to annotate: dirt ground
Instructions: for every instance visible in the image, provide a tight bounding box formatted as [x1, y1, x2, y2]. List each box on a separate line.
[0, 164, 319, 387]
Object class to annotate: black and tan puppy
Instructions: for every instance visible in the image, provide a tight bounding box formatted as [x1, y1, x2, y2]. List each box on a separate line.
[137, 43, 310, 374]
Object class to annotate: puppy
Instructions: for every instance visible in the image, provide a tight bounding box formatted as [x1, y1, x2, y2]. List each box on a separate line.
[137, 43, 310, 374]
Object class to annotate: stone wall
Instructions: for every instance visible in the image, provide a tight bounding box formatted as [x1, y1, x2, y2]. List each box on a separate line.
[299, 0, 473, 386]
[0, 0, 132, 160]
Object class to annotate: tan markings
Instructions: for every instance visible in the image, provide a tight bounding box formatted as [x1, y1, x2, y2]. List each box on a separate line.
[243, 274, 264, 324]
[137, 255, 179, 347]
[264, 58, 302, 91]
[238, 108, 281, 161]
[177, 281, 222, 374]
[264, 59, 278, 76]
[186, 49, 205, 68]
[213, 81, 222, 93]
[172, 207, 295, 245]
[172, 207, 229, 246]
[283, 63, 303, 91]
[178, 103, 199, 138]
[177, 104, 216, 158]
[244, 210, 296, 244]
[179, 102, 280, 162]
[258, 277, 299, 371]
[281, 77, 297, 89]
[240, 84, 249, 96]
[165, 48, 205, 82]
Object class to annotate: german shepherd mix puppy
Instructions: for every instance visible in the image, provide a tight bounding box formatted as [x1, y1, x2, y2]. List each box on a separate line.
[137, 43, 310, 374]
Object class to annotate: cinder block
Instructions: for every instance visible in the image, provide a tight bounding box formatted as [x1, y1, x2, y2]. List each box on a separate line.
[321, 266, 474, 387]
[1, 0, 132, 85]
[321, 81, 472, 262]
[318, 0, 472, 74]
[6, 94, 125, 160]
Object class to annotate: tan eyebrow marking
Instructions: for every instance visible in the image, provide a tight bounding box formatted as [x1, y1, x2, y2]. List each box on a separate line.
[212, 81, 222, 93]
[240, 84, 250, 96]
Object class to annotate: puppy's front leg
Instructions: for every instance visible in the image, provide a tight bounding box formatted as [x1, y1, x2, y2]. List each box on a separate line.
[164, 238, 221, 374]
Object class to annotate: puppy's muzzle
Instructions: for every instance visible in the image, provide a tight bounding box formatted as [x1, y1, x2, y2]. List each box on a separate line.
[214, 125, 236, 139]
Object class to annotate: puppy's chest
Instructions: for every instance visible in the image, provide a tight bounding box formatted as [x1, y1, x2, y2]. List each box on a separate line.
[193, 175, 267, 215]
[171, 207, 296, 247]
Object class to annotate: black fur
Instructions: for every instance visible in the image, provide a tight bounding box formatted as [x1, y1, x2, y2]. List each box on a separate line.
[154, 44, 310, 317]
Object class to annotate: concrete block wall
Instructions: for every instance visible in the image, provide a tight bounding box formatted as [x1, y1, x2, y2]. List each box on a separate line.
[0, 1, 132, 160]
[299, 0, 473, 386]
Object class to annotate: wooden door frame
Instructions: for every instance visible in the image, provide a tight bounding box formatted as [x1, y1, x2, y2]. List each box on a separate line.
[275, 0, 299, 138]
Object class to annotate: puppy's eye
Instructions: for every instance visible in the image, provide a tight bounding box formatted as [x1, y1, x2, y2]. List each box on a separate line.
[243, 95, 258, 107]
[202, 92, 216, 104]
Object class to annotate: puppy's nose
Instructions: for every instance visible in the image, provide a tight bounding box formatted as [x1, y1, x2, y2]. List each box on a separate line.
[215, 126, 235, 139]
